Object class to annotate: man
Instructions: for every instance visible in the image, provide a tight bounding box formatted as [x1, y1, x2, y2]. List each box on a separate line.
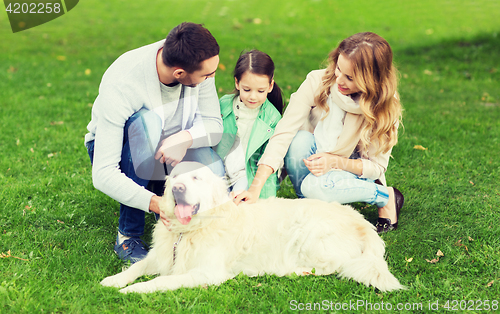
[85, 22, 224, 263]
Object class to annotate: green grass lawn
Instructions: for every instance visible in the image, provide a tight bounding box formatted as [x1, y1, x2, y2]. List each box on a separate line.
[1, 0, 499, 313]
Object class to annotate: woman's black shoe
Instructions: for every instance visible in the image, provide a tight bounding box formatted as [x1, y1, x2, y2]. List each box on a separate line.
[376, 187, 404, 234]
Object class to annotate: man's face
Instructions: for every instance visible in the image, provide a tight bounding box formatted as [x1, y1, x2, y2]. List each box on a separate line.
[177, 55, 219, 87]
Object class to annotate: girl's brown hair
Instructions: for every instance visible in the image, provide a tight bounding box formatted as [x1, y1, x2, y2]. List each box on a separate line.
[233, 50, 284, 113]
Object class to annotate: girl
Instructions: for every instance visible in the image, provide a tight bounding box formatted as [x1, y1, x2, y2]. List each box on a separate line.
[234, 33, 404, 233]
[215, 50, 283, 198]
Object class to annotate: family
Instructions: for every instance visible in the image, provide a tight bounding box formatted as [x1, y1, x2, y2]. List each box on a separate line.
[84, 22, 404, 264]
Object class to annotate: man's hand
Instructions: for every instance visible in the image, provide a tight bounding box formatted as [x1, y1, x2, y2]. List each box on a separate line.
[154, 131, 193, 167]
[149, 195, 171, 228]
[159, 209, 171, 229]
[149, 195, 162, 214]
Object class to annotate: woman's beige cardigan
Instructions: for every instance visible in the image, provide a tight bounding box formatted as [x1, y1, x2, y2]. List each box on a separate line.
[258, 69, 395, 185]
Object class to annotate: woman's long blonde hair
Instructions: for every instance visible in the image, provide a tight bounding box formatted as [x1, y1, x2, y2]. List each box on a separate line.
[314, 32, 402, 155]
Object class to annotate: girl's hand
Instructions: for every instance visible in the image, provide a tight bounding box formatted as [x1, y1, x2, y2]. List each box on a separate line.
[303, 153, 343, 177]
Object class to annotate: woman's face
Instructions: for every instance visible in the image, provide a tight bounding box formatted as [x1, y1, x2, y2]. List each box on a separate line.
[335, 54, 361, 96]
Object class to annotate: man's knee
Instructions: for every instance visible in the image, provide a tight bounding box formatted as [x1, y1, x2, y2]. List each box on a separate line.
[126, 108, 162, 143]
[184, 147, 225, 177]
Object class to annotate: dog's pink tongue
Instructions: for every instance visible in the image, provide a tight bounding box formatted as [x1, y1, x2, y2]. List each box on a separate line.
[174, 204, 193, 225]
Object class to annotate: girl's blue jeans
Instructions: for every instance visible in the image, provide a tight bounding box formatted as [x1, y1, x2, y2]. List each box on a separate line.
[86, 108, 224, 237]
[284, 130, 389, 207]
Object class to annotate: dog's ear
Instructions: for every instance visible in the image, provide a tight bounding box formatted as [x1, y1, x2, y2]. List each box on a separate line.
[211, 175, 231, 207]
[160, 176, 175, 214]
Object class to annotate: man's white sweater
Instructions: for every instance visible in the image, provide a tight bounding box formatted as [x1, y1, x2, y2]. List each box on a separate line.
[85, 40, 222, 212]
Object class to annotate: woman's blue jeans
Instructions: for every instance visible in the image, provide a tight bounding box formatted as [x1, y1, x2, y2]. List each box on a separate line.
[86, 108, 224, 237]
[284, 130, 389, 207]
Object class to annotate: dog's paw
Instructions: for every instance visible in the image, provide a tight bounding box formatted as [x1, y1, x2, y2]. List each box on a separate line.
[119, 282, 155, 294]
[100, 275, 129, 288]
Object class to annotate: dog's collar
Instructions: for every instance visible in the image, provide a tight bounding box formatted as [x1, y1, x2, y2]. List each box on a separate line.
[173, 233, 183, 265]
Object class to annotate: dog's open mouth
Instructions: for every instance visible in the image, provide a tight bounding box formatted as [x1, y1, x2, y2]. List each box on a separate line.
[174, 202, 200, 225]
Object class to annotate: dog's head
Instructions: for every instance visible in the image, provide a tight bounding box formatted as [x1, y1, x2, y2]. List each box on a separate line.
[162, 162, 230, 227]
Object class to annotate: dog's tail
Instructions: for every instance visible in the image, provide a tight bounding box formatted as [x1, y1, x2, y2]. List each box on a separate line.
[338, 232, 405, 292]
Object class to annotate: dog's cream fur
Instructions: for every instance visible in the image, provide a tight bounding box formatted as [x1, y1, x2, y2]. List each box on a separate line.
[101, 162, 404, 293]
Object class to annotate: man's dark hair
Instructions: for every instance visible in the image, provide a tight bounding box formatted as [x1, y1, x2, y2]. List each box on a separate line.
[162, 22, 219, 73]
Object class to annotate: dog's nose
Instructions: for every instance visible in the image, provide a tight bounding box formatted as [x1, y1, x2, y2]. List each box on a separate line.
[172, 183, 186, 194]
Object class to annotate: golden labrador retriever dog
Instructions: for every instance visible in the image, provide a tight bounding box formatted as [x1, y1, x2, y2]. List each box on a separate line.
[101, 162, 404, 293]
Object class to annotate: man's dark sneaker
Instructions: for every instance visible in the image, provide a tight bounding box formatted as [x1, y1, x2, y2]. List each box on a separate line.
[113, 236, 149, 264]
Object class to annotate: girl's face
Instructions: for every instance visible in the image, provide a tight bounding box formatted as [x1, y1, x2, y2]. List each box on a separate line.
[335, 53, 361, 96]
[235, 72, 274, 109]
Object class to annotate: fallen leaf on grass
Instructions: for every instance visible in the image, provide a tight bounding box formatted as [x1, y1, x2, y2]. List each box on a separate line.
[414, 145, 427, 150]
[426, 250, 444, 263]
[50, 121, 64, 125]
[253, 283, 262, 287]
[468, 236, 474, 241]
[486, 280, 494, 287]
[0, 250, 29, 261]
[426, 258, 440, 264]
[57, 220, 64, 224]
[405, 257, 413, 266]
[218, 63, 226, 71]
[84, 69, 91, 75]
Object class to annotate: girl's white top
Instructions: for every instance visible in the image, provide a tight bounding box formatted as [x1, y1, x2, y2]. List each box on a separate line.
[224, 97, 260, 187]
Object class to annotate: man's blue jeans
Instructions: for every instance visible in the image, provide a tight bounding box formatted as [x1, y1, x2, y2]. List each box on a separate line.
[284, 130, 389, 207]
[86, 108, 224, 237]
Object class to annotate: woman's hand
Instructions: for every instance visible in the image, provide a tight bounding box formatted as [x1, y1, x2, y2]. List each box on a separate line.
[304, 153, 364, 177]
[233, 188, 260, 205]
[303, 153, 344, 177]
[233, 164, 274, 205]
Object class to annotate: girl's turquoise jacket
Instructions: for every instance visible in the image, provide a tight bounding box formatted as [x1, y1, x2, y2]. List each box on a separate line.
[215, 94, 282, 198]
